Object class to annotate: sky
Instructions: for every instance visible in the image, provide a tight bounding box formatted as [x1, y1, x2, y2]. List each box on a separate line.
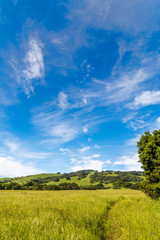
[0, 0, 160, 177]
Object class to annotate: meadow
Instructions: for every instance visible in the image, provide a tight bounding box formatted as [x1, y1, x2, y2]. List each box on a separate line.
[0, 189, 159, 240]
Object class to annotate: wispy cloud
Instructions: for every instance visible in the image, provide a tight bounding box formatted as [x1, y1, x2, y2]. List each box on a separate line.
[59, 148, 72, 155]
[78, 146, 90, 153]
[67, 0, 160, 34]
[59, 68, 149, 125]
[32, 88, 106, 144]
[58, 91, 69, 110]
[22, 37, 44, 96]
[122, 112, 151, 131]
[32, 54, 157, 144]
[8, 35, 44, 97]
[94, 144, 101, 149]
[127, 134, 141, 146]
[32, 109, 80, 144]
[50, 123, 78, 143]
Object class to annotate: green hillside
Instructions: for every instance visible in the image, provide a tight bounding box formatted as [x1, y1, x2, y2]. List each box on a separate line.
[0, 170, 144, 190]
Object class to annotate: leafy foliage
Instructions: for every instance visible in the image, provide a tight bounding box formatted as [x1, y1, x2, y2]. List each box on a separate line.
[89, 171, 143, 185]
[137, 130, 160, 198]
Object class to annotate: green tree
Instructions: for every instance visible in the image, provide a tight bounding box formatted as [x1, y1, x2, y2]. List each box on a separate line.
[137, 130, 160, 198]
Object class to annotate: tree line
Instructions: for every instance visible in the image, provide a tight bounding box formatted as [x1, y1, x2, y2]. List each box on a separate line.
[0, 181, 141, 191]
[0, 181, 106, 190]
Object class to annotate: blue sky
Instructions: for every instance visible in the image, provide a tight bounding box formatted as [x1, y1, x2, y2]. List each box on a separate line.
[0, 0, 160, 177]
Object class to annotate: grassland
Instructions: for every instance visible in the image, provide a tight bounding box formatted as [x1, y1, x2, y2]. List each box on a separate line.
[0, 189, 159, 240]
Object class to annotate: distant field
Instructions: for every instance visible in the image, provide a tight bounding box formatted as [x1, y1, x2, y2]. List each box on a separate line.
[0, 189, 159, 240]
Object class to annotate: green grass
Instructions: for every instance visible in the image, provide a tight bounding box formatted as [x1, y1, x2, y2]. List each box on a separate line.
[0, 189, 150, 240]
[106, 195, 160, 239]
[12, 173, 61, 184]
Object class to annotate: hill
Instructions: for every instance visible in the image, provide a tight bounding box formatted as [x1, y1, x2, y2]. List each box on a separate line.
[0, 170, 144, 190]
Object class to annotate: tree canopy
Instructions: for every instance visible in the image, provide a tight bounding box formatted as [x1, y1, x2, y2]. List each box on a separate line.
[137, 130, 160, 198]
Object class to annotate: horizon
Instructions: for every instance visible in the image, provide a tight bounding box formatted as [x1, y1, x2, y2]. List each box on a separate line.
[0, 169, 144, 180]
[0, 0, 160, 177]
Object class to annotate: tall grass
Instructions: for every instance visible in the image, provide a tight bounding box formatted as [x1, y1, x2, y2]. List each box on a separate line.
[0, 189, 157, 240]
[106, 194, 160, 239]
[0, 190, 118, 240]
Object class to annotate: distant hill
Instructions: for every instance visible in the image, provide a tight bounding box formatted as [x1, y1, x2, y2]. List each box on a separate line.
[0, 170, 144, 190]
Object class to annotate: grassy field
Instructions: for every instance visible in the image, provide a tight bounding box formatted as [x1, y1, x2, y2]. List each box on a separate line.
[0, 189, 159, 240]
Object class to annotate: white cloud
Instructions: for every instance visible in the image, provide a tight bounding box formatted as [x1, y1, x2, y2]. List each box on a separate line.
[0, 156, 41, 178]
[48, 0, 160, 76]
[71, 153, 105, 171]
[71, 155, 112, 172]
[50, 123, 78, 143]
[0, 132, 49, 176]
[70, 67, 150, 109]
[156, 117, 160, 126]
[9, 36, 44, 97]
[114, 154, 142, 171]
[59, 148, 72, 155]
[94, 144, 100, 149]
[0, 88, 18, 106]
[104, 68, 148, 104]
[122, 112, 151, 131]
[32, 89, 101, 144]
[32, 107, 80, 144]
[22, 152, 50, 159]
[127, 134, 141, 146]
[70, 158, 76, 163]
[22, 37, 44, 96]
[81, 154, 100, 160]
[0, 131, 54, 177]
[122, 112, 137, 124]
[4, 141, 19, 153]
[58, 92, 69, 110]
[133, 91, 160, 107]
[152, 117, 160, 131]
[83, 127, 88, 133]
[78, 146, 90, 153]
[72, 160, 104, 172]
[23, 37, 44, 79]
[105, 160, 111, 164]
[68, 0, 160, 34]
[129, 119, 149, 131]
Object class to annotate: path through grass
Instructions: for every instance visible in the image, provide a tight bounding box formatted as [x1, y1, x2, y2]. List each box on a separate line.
[0, 189, 158, 240]
[106, 195, 160, 239]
